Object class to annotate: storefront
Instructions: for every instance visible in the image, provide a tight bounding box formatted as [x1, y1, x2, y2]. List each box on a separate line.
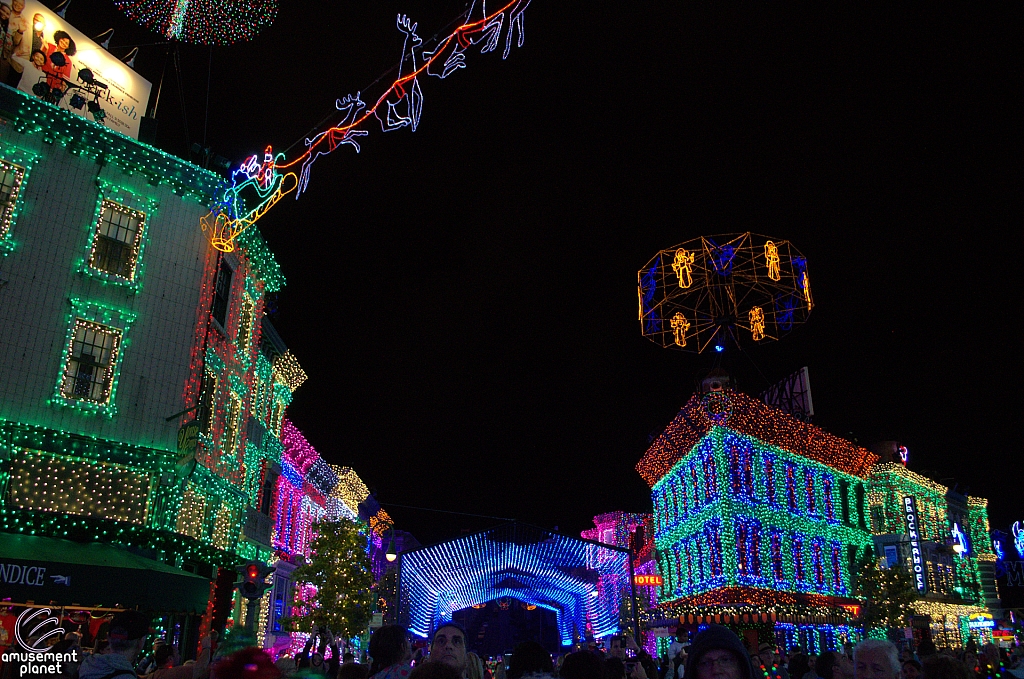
[0, 532, 213, 654]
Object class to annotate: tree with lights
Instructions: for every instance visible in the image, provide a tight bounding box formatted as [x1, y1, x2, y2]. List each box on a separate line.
[285, 520, 375, 639]
[853, 557, 916, 638]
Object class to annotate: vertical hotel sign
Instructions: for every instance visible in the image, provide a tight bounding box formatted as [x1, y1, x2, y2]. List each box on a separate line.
[9, 0, 152, 139]
[903, 496, 927, 594]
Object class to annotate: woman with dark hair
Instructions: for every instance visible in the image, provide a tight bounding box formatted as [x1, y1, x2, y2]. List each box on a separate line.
[42, 29, 74, 92]
[368, 625, 413, 679]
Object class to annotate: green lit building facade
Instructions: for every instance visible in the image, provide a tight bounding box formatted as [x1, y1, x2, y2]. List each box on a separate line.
[867, 449, 998, 647]
[638, 388, 878, 653]
[0, 83, 293, 643]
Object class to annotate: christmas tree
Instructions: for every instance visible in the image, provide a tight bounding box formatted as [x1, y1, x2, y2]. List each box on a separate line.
[853, 557, 916, 637]
[285, 520, 376, 639]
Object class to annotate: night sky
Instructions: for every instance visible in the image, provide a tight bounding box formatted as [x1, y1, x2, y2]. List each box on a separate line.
[74, 2, 1018, 545]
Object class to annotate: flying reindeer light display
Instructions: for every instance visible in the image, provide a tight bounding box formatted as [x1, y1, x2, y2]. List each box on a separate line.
[201, 0, 531, 253]
[638, 233, 813, 353]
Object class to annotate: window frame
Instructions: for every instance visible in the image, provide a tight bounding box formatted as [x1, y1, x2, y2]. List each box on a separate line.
[86, 199, 147, 281]
[52, 298, 136, 416]
[0, 145, 38, 255]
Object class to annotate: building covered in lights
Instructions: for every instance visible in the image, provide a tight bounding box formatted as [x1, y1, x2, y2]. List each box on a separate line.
[0, 79, 302, 648]
[637, 385, 877, 654]
[867, 443, 998, 647]
[263, 419, 395, 653]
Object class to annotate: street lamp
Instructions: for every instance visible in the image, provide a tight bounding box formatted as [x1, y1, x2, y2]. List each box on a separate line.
[386, 528, 397, 562]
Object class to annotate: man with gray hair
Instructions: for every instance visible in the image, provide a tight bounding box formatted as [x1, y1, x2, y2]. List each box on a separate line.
[853, 640, 901, 679]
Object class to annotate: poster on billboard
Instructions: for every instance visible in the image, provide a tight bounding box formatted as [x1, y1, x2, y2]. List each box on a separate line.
[1, 0, 152, 139]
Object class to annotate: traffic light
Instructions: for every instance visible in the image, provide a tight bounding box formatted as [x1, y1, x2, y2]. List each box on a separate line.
[236, 561, 276, 600]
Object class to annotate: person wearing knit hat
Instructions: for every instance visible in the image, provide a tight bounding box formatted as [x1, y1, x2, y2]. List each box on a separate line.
[757, 643, 790, 679]
[683, 625, 756, 679]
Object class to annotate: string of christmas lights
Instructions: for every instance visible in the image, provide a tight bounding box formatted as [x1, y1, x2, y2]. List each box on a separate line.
[113, 0, 279, 45]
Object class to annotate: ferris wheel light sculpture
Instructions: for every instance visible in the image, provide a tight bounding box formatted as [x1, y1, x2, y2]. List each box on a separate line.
[638, 233, 813, 353]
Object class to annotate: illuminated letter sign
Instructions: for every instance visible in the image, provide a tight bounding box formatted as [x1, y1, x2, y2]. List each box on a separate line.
[634, 574, 664, 587]
[903, 496, 927, 594]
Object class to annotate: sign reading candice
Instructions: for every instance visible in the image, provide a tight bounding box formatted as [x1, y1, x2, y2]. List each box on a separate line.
[5, 0, 152, 139]
[903, 496, 927, 594]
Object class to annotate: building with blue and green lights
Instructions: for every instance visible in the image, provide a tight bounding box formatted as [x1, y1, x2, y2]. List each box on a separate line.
[638, 386, 878, 653]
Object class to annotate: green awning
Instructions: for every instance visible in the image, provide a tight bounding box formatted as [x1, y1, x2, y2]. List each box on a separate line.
[0, 532, 212, 612]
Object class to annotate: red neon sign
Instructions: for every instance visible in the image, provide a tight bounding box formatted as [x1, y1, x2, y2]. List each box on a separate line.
[634, 575, 664, 587]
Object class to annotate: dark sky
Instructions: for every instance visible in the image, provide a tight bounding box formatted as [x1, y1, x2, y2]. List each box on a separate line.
[76, 2, 1018, 545]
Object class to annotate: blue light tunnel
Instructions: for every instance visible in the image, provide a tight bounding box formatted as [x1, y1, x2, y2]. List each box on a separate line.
[398, 523, 631, 646]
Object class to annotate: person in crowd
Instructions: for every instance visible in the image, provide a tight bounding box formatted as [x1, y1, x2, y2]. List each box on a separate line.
[338, 666, 370, 679]
[682, 625, 755, 679]
[963, 652, 979, 675]
[506, 641, 555, 678]
[978, 645, 1004, 679]
[805, 656, 820, 679]
[368, 625, 414, 679]
[409, 664, 461, 679]
[853, 640, 901, 679]
[756, 644, 790, 679]
[817, 652, 854, 679]
[609, 635, 657, 679]
[917, 640, 937, 659]
[428, 623, 469, 678]
[558, 650, 607, 679]
[78, 611, 153, 679]
[465, 652, 488, 679]
[788, 654, 811, 679]
[210, 648, 281, 679]
[343, 654, 356, 666]
[903, 660, 922, 679]
[921, 655, 971, 679]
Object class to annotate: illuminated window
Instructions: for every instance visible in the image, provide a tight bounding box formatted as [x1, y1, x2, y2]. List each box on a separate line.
[198, 371, 218, 434]
[770, 529, 786, 583]
[831, 542, 845, 593]
[811, 537, 826, 590]
[728, 436, 756, 500]
[9, 450, 148, 523]
[706, 519, 723, 578]
[703, 452, 718, 500]
[225, 393, 242, 452]
[765, 456, 777, 505]
[60, 319, 122, 404]
[237, 296, 255, 348]
[87, 200, 146, 281]
[822, 475, 836, 522]
[793, 534, 806, 583]
[785, 462, 800, 512]
[736, 517, 762, 580]
[805, 468, 818, 516]
[212, 259, 233, 328]
[0, 159, 25, 240]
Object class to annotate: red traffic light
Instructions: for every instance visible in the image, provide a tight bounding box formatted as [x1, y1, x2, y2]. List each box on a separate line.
[246, 564, 260, 579]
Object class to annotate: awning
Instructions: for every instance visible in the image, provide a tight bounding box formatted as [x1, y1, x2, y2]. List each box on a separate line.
[0, 532, 213, 612]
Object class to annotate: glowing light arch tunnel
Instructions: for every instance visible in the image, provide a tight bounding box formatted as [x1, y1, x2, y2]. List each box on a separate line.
[398, 522, 633, 646]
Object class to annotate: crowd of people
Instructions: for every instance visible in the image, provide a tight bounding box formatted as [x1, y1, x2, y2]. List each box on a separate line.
[5, 610, 1024, 679]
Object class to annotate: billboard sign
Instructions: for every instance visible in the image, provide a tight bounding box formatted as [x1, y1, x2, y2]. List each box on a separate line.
[6, 1, 152, 138]
[903, 496, 927, 594]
